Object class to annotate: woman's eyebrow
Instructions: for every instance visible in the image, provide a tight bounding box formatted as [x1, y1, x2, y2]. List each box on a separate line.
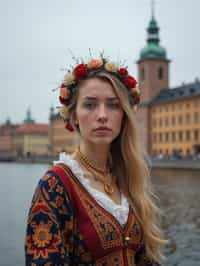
[83, 96, 119, 101]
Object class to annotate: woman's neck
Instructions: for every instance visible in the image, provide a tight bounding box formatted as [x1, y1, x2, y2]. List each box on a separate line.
[77, 141, 110, 170]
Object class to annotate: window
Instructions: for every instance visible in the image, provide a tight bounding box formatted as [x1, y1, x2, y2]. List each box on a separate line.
[194, 112, 199, 123]
[194, 129, 199, 141]
[172, 116, 176, 125]
[179, 131, 183, 141]
[186, 130, 190, 141]
[159, 118, 162, 127]
[194, 100, 198, 108]
[186, 114, 190, 124]
[159, 133, 163, 142]
[178, 115, 182, 125]
[172, 132, 176, 142]
[165, 132, 169, 142]
[165, 117, 169, 126]
[158, 66, 163, 80]
[179, 103, 182, 110]
[153, 133, 157, 143]
[141, 67, 145, 81]
[186, 102, 190, 108]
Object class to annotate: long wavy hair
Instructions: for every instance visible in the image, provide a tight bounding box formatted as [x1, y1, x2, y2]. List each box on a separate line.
[68, 71, 167, 263]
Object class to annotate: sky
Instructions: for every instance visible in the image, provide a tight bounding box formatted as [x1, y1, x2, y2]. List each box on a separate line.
[1, 0, 200, 124]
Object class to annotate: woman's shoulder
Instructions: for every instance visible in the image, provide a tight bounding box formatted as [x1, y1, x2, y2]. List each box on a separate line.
[37, 152, 81, 199]
[30, 168, 74, 222]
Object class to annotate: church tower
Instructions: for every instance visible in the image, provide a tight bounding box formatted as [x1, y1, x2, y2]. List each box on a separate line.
[136, 2, 170, 153]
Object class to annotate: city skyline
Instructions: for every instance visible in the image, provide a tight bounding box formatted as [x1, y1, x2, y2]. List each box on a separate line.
[1, 0, 200, 124]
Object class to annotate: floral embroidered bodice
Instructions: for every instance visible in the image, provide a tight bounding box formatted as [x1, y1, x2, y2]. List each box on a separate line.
[54, 152, 129, 226]
[25, 155, 161, 265]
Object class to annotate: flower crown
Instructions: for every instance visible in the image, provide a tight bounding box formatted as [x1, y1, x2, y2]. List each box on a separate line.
[58, 56, 141, 131]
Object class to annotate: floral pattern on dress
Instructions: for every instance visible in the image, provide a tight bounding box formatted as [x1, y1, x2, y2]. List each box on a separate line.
[25, 169, 161, 266]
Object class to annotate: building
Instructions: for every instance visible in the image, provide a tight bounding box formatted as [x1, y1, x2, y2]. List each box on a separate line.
[136, 8, 200, 157]
[49, 107, 80, 155]
[0, 119, 18, 160]
[150, 82, 200, 156]
[14, 109, 49, 157]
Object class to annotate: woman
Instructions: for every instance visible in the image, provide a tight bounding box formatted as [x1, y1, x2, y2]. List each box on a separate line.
[25, 56, 166, 265]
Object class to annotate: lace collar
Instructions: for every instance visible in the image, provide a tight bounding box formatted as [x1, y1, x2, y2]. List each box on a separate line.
[54, 152, 129, 226]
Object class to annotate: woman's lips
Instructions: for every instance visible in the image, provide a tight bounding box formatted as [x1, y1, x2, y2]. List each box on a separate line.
[94, 127, 111, 131]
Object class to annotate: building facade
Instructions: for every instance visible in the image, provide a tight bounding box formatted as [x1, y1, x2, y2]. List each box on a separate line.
[14, 109, 49, 157]
[15, 124, 49, 157]
[150, 83, 200, 156]
[0, 119, 18, 160]
[49, 108, 80, 155]
[137, 10, 200, 157]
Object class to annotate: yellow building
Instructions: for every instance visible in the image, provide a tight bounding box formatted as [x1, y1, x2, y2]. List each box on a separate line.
[150, 85, 200, 156]
[49, 109, 80, 155]
[15, 124, 49, 157]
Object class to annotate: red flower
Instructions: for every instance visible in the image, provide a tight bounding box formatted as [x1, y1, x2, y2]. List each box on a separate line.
[135, 95, 140, 104]
[73, 64, 88, 80]
[123, 76, 137, 89]
[60, 83, 66, 88]
[59, 96, 67, 105]
[119, 68, 128, 76]
[65, 121, 74, 132]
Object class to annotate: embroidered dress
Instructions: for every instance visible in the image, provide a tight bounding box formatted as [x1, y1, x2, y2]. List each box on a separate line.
[25, 153, 161, 266]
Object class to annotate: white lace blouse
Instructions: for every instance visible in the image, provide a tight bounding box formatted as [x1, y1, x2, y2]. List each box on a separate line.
[54, 152, 129, 226]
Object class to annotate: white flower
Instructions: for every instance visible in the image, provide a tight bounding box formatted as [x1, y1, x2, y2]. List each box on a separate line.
[63, 73, 75, 86]
[59, 105, 69, 119]
[104, 62, 118, 72]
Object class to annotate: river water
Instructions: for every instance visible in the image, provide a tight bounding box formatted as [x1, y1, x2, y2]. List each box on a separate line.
[0, 163, 199, 266]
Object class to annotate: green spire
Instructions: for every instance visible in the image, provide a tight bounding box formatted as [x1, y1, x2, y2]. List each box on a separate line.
[24, 107, 35, 124]
[140, 1, 167, 60]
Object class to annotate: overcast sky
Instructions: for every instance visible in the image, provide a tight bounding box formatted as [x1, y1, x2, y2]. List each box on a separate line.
[1, 0, 200, 124]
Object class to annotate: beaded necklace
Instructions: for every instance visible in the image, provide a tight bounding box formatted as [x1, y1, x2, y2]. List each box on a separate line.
[74, 146, 116, 195]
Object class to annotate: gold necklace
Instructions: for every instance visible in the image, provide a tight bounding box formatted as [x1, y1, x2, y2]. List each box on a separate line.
[74, 147, 115, 195]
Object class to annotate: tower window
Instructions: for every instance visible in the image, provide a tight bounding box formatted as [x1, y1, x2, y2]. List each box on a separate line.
[141, 67, 145, 81]
[158, 66, 163, 80]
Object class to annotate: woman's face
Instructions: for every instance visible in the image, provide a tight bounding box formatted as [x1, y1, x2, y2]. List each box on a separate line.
[74, 78, 124, 145]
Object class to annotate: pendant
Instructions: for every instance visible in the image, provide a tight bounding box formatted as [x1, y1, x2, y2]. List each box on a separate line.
[104, 183, 114, 195]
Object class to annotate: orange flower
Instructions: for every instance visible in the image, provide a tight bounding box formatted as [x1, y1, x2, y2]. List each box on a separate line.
[26, 221, 61, 260]
[87, 59, 103, 69]
[32, 221, 52, 248]
[131, 86, 140, 94]
[60, 87, 70, 99]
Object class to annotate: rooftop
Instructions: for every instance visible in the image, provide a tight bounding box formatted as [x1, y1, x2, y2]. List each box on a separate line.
[151, 79, 200, 105]
[16, 124, 49, 134]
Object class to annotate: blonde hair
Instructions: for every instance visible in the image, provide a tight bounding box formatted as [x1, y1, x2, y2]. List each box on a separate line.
[68, 72, 167, 263]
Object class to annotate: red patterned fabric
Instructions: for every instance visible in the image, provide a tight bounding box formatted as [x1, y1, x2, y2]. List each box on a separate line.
[25, 163, 161, 265]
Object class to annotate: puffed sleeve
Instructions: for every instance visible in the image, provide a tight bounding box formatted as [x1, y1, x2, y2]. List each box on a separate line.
[25, 171, 75, 266]
[135, 243, 162, 266]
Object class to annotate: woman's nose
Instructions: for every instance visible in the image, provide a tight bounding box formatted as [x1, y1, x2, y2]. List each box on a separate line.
[97, 104, 108, 121]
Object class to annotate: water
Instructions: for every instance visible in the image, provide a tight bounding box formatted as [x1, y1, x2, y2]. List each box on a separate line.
[0, 163, 199, 266]
[0, 163, 48, 266]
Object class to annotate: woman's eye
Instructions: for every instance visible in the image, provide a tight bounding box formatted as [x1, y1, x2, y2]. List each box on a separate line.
[83, 103, 96, 109]
[108, 103, 120, 109]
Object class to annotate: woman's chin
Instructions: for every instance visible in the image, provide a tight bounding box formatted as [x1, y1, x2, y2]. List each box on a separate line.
[91, 136, 113, 145]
